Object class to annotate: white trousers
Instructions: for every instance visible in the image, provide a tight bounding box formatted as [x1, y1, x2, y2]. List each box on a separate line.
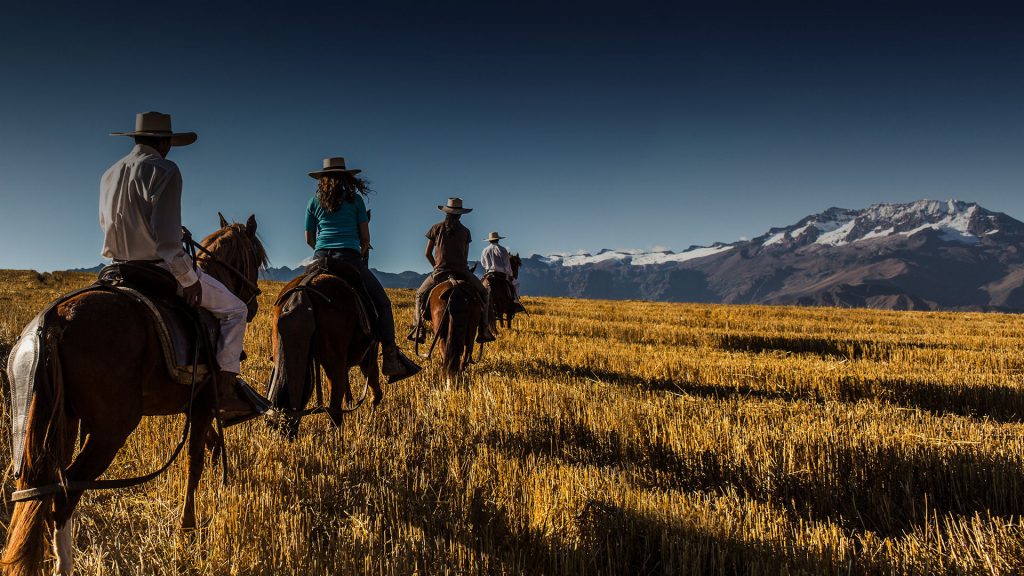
[159, 264, 247, 374]
[196, 270, 247, 374]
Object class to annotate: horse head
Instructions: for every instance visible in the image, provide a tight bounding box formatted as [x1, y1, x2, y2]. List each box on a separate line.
[199, 213, 268, 322]
[510, 253, 521, 279]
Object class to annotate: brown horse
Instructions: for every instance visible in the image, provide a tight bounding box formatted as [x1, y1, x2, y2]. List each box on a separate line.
[2, 215, 267, 576]
[267, 266, 381, 438]
[426, 279, 481, 381]
[484, 253, 522, 331]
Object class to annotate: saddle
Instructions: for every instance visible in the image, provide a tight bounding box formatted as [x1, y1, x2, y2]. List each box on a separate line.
[484, 271, 517, 303]
[6, 263, 217, 478]
[98, 262, 220, 386]
[267, 257, 374, 412]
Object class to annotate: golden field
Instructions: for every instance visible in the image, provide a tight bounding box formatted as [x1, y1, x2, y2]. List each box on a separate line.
[2, 269, 1024, 575]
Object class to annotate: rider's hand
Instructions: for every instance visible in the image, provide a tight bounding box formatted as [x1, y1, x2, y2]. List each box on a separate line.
[182, 280, 203, 307]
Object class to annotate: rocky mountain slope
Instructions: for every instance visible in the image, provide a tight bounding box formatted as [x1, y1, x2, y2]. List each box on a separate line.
[517, 200, 1024, 311]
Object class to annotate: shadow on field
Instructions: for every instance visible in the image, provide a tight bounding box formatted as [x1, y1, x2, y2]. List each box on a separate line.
[496, 358, 1024, 424]
[490, 358, 802, 402]
[344, 449, 846, 574]
[839, 376, 1024, 424]
[574, 499, 857, 575]
[713, 333, 935, 360]
[485, 416, 1024, 539]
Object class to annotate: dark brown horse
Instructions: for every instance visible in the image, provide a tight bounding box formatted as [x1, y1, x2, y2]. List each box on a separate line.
[426, 280, 481, 382]
[267, 267, 381, 438]
[2, 216, 267, 576]
[484, 253, 522, 331]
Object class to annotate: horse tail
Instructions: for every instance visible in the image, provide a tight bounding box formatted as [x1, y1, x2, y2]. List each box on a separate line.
[2, 326, 71, 575]
[444, 289, 469, 377]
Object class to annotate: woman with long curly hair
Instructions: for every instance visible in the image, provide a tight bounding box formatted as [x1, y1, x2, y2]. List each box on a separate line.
[305, 157, 420, 381]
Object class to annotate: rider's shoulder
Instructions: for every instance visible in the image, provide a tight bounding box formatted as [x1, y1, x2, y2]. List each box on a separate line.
[139, 155, 181, 177]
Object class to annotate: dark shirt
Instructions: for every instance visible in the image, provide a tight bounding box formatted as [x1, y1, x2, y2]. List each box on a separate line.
[427, 219, 472, 272]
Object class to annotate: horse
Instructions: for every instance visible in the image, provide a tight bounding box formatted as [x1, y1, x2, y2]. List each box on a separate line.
[483, 253, 522, 331]
[2, 215, 267, 576]
[426, 278, 482, 382]
[266, 264, 381, 439]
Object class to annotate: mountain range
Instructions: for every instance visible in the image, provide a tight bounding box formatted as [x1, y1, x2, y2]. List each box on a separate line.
[72, 200, 1024, 312]
[515, 199, 1024, 311]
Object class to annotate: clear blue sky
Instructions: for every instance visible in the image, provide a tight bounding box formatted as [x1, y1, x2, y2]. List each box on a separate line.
[1, 1, 1023, 273]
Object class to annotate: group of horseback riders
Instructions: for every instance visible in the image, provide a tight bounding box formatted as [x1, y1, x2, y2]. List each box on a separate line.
[101, 111, 525, 425]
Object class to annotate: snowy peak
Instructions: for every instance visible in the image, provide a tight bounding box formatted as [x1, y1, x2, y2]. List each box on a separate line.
[543, 244, 733, 267]
[759, 200, 1011, 248]
[537, 200, 1022, 270]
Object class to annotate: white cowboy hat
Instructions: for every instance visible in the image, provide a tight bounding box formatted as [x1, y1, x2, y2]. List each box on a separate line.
[438, 197, 472, 214]
[110, 111, 197, 147]
[487, 232, 505, 242]
[309, 157, 363, 179]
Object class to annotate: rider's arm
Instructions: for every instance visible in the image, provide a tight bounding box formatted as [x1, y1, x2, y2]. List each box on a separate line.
[359, 222, 370, 257]
[152, 165, 198, 287]
[304, 197, 319, 250]
[425, 238, 436, 267]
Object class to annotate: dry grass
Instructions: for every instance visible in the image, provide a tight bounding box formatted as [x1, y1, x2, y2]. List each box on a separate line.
[1, 269, 1024, 574]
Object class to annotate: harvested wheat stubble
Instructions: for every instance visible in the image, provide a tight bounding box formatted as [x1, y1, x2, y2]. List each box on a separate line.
[1, 270, 1023, 575]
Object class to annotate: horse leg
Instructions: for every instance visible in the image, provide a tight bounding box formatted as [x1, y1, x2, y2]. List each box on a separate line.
[52, 423, 135, 576]
[322, 359, 349, 428]
[53, 515, 73, 576]
[358, 341, 382, 405]
[181, 405, 214, 531]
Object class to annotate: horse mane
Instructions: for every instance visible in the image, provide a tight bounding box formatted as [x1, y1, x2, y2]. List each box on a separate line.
[201, 223, 270, 270]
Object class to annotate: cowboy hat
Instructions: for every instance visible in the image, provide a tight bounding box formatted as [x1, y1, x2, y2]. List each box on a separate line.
[438, 197, 472, 214]
[309, 157, 362, 179]
[487, 232, 505, 242]
[110, 111, 197, 147]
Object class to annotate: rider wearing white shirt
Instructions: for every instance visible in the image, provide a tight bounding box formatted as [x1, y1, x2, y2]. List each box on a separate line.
[480, 232, 522, 304]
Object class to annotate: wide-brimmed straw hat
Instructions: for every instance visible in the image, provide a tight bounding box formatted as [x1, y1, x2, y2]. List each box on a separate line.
[487, 232, 505, 242]
[438, 197, 472, 214]
[110, 111, 197, 147]
[309, 157, 362, 179]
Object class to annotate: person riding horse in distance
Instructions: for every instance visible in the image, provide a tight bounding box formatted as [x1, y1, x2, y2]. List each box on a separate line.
[304, 157, 421, 380]
[411, 197, 496, 343]
[481, 231, 526, 313]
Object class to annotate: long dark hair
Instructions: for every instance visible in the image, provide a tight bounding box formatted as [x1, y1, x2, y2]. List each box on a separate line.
[317, 173, 371, 213]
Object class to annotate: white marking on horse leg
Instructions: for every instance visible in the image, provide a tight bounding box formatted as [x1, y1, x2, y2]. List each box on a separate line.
[53, 515, 74, 575]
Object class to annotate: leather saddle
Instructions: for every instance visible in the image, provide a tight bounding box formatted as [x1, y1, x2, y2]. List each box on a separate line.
[98, 262, 220, 386]
[434, 273, 481, 304]
[303, 257, 378, 328]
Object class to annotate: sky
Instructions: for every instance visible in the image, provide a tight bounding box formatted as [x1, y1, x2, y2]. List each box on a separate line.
[1, 0, 1023, 273]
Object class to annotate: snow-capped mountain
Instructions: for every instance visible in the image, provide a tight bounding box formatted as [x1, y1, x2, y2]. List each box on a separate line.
[542, 245, 734, 267]
[754, 200, 1012, 248]
[519, 200, 1024, 310]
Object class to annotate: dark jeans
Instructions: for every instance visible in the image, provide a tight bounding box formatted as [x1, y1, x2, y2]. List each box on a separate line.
[314, 249, 396, 347]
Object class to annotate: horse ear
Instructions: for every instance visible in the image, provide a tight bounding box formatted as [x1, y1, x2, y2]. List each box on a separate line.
[245, 214, 257, 236]
[218, 212, 228, 228]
